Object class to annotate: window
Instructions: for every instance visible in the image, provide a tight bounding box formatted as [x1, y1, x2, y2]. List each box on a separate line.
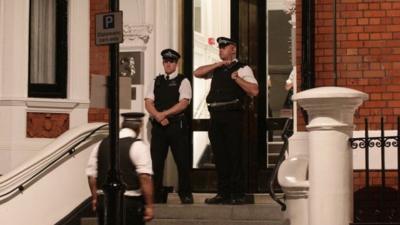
[194, 0, 201, 33]
[28, 0, 68, 98]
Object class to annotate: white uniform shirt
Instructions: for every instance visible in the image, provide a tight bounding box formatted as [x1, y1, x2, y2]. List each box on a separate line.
[204, 59, 258, 85]
[145, 70, 192, 101]
[86, 128, 153, 196]
[286, 67, 296, 84]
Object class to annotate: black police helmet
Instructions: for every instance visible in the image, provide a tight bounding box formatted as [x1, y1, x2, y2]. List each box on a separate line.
[216, 37, 237, 48]
[161, 49, 181, 61]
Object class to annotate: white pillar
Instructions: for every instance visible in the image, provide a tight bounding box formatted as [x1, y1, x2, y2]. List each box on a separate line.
[292, 87, 368, 225]
[278, 132, 309, 225]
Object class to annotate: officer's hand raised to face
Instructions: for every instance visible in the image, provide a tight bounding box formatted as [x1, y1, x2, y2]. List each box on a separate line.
[217, 60, 232, 67]
[231, 71, 239, 80]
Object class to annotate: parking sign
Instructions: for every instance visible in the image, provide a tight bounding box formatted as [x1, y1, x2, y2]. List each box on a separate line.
[96, 11, 123, 45]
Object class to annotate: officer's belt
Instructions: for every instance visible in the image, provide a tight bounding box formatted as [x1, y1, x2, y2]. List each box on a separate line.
[168, 113, 185, 122]
[150, 113, 185, 123]
[207, 99, 240, 108]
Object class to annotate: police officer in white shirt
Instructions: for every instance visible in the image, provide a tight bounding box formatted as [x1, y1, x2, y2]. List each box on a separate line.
[86, 112, 153, 225]
[194, 37, 259, 205]
[145, 49, 193, 204]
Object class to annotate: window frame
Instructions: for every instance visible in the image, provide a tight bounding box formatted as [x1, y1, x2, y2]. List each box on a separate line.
[28, 0, 68, 98]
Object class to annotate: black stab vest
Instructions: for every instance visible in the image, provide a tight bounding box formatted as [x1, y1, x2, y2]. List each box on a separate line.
[206, 61, 246, 103]
[96, 137, 140, 191]
[154, 74, 185, 112]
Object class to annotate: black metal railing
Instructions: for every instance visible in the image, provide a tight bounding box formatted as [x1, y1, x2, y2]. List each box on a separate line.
[267, 118, 293, 211]
[0, 124, 108, 199]
[350, 117, 400, 223]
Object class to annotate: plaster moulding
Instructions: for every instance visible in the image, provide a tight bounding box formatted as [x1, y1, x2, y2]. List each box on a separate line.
[121, 24, 153, 49]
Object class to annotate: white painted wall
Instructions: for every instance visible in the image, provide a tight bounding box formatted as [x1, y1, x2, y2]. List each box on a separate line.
[353, 130, 400, 170]
[0, 0, 90, 174]
[268, 0, 286, 11]
[0, 123, 106, 225]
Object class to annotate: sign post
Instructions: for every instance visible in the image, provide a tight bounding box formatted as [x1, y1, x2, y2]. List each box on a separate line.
[97, 1, 125, 225]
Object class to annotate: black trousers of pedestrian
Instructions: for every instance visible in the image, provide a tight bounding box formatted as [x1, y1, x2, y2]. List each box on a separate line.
[97, 195, 145, 225]
[150, 118, 192, 198]
[208, 110, 244, 198]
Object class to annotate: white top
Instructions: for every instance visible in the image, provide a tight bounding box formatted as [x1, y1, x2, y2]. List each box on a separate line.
[86, 128, 153, 196]
[286, 67, 296, 84]
[144, 70, 192, 101]
[205, 59, 258, 84]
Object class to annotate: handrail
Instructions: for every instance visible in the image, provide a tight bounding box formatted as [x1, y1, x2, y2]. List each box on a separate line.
[267, 118, 293, 211]
[0, 123, 108, 201]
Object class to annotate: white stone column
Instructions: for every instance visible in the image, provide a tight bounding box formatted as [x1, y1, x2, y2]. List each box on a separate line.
[292, 87, 368, 225]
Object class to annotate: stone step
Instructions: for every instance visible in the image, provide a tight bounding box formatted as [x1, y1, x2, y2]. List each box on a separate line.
[81, 194, 285, 225]
[167, 193, 283, 205]
[153, 204, 283, 220]
[82, 218, 286, 225]
[81, 218, 97, 225]
[148, 219, 286, 225]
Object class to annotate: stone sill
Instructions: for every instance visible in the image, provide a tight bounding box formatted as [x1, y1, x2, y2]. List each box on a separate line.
[0, 98, 90, 111]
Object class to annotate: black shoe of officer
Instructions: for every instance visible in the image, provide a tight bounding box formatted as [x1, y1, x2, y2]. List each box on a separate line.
[179, 194, 194, 204]
[154, 190, 168, 204]
[229, 194, 246, 205]
[204, 194, 229, 204]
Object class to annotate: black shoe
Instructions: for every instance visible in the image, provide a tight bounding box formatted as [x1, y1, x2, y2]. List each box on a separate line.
[154, 190, 168, 204]
[204, 194, 229, 204]
[179, 194, 194, 204]
[229, 194, 246, 205]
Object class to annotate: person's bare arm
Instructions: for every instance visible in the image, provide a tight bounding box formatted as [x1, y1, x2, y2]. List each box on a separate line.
[285, 82, 293, 91]
[193, 61, 231, 78]
[87, 176, 98, 211]
[145, 99, 167, 122]
[163, 99, 189, 117]
[139, 174, 154, 222]
[231, 72, 259, 97]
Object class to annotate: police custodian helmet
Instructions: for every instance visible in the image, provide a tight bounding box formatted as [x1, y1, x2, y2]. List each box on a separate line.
[121, 112, 145, 123]
[216, 37, 237, 48]
[161, 49, 181, 61]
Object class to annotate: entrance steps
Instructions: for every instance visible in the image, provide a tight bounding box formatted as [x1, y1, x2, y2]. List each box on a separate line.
[81, 193, 286, 225]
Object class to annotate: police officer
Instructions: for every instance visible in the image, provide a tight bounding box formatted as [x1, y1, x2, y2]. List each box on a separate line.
[193, 37, 259, 204]
[144, 49, 193, 204]
[86, 112, 154, 225]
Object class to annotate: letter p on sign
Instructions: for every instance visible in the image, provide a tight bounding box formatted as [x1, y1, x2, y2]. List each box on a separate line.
[103, 15, 115, 29]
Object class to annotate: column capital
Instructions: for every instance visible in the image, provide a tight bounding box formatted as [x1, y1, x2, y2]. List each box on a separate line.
[293, 87, 368, 130]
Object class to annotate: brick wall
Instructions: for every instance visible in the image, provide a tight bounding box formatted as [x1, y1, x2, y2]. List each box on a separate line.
[297, 0, 400, 130]
[89, 0, 109, 122]
[353, 170, 399, 192]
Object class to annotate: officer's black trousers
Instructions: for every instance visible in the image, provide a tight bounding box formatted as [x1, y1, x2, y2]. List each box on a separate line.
[150, 118, 192, 198]
[97, 195, 145, 225]
[209, 110, 244, 197]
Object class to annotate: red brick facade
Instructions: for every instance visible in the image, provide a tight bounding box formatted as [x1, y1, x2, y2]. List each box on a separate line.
[297, 0, 400, 130]
[89, 0, 110, 123]
[27, 113, 69, 138]
[353, 170, 399, 191]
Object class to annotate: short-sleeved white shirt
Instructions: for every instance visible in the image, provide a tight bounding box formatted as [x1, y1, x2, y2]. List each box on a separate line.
[286, 67, 296, 84]
[86, 128, 153, 196]
[203, 59, 258, 85]
[144, 71, 192, 101]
